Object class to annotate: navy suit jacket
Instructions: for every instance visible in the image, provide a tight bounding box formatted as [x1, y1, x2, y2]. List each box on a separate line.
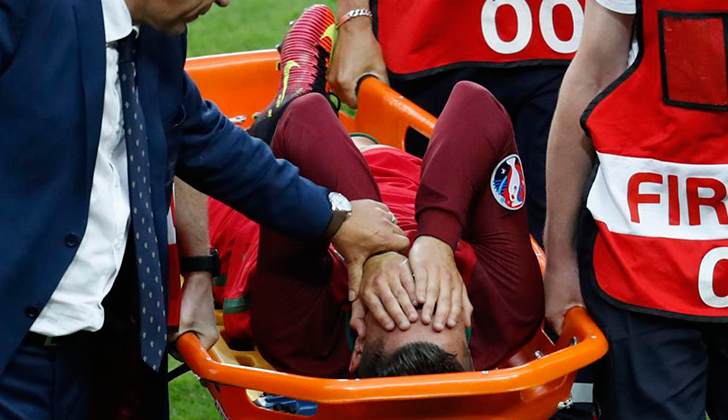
[0, 0, 332, 376]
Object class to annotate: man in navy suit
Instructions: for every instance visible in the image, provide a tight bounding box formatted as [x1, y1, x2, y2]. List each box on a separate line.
[0, 0, 409, 419]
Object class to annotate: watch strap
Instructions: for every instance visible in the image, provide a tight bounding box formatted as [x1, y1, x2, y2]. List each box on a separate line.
[180, 249, 220, 276]
[325, 210, 348, 239]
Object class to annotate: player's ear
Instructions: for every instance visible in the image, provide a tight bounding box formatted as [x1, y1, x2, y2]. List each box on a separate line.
[349, 336, 365, 373]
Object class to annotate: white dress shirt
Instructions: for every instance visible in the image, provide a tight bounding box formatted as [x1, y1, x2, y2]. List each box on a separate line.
[31, 0, 134, 336]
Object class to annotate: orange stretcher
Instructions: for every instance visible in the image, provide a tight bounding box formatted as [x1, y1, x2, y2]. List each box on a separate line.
[176, 50, 608, 420]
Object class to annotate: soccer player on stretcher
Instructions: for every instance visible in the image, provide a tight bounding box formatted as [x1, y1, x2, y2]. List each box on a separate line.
[210, 5, 544, 378]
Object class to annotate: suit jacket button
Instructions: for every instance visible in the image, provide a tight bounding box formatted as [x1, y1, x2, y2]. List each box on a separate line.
[25, 306, 40, 319]
[65, 233, 80, 247]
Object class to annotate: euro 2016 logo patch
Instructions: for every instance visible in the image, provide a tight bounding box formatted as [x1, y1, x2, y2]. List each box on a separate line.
[491, 154, 526, 210]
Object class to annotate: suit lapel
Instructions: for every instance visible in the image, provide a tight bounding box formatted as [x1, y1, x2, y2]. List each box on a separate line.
[72, 0, 105, 185]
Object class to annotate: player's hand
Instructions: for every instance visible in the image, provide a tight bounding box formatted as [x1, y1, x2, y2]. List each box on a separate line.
[359, 252, 418, 331]
[331, 199, 410, 302]
[328, 17, 389, 108]
[544, 258, 585, 335]
[408, 236, 473, 332]
[349, 299, 368, 338]
[170, 272, 219, 351]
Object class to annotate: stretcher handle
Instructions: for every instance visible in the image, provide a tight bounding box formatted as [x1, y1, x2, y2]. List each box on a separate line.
[176, 307, 606, 405]
[352, 77, 437, 150]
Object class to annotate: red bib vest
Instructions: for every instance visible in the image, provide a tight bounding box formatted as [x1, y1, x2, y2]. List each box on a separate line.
[582, 0, 728, 320]
[374, 0, 585, 77]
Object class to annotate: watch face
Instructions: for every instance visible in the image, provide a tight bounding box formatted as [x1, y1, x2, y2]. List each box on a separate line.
[329, 192, 352, 212]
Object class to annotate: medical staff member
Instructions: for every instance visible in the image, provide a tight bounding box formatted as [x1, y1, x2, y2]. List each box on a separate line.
[545, 0, 728, 418]
[329, 0, 586, 245]
[0, 0, 408, 418]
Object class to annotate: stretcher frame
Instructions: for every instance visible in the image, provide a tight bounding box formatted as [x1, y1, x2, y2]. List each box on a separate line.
[176, 50, 608, 420]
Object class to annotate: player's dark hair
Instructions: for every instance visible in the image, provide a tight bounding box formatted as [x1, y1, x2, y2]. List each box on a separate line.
[358, 340, 471, 378]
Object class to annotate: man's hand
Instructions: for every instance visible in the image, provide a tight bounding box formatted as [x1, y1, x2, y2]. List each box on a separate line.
[408, 236, 473, 331]
[331, 199, 410, 302]
[359, 252, 418, 331]
[170, 272, 219, 350]
[543, 259, 584, 335]
[328, 17, 389, 108]
[350, 299, 367, 338]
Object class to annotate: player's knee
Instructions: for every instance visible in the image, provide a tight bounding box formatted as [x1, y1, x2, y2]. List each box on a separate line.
[449, 81, 513, 145]
[286, 92, 334, 121]
[274, 93, 338, 154]
[451, 80, 490, 99]
[451, 81, 508, 120]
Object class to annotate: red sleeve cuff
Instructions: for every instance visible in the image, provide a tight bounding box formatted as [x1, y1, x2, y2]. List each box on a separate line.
[416, 209, 463, 250]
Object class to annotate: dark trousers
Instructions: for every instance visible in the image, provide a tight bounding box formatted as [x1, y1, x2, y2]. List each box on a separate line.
[579, 216, 728, 420]
[0, 249, 169, 420]
[391, 65, 567, 245]
[92, 255, 169, 420]
[0, 340, 93, 420]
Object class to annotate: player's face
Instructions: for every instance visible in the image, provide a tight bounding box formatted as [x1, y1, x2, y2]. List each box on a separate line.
[128, 0, 230, 34]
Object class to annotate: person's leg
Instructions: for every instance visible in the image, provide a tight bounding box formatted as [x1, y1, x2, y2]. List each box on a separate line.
[578, 219, 709, 420]
[589, 310, 708, 420]
[393, 66, 562, 245]
[250, 93, 383, 377]
[90, 327, 168, 420]
[270, 93, 381, 201]
[417, 81, 544, 368]
[0, 344, 56, 420]
[391, 71, 454, 157]
[706, 323, 728, 420]
[256, 92, 381, 271]
[0, 338, 93, 420]
[91, 252, 169, 420]
[55, 341, 93, 420]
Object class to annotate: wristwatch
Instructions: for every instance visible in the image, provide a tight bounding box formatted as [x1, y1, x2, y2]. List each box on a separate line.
[324, 192, 353, 239]
[180, 249, 221, 277]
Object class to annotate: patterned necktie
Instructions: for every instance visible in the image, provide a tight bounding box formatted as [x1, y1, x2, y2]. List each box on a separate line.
[118, 34, 167, 372]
